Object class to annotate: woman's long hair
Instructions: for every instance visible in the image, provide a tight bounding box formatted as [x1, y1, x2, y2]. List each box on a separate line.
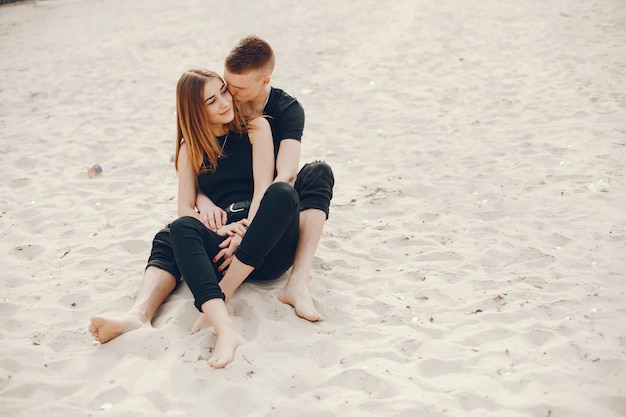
[174, 69, 246, 178]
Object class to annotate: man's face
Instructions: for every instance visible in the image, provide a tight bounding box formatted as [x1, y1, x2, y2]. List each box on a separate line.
[223, 69, 265, 105]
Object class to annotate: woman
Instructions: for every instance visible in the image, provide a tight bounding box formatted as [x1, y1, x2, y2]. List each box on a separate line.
[169, 69, 300, 368]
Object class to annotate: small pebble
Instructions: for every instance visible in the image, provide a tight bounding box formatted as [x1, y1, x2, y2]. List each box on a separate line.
[88, 164, 103, 178]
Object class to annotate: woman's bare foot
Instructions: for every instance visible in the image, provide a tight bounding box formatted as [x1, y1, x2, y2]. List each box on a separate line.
[198, 298, 246, 368]
[278, 279, 324, 322]
[88, 314, 146, 344]
[208, 325, 246, 369]
[191, 313, 211, 334]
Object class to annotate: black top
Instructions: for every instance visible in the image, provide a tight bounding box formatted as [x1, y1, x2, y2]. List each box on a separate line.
[196, 87, 304, 208]
[197, 132, 253, 209]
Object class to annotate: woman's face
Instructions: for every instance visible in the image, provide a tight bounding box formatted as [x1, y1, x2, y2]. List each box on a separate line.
[203, 77, 234, 127]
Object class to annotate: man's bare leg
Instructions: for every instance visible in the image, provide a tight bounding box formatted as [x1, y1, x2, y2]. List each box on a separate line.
[278, 208, 325, 321]
[201, 298, 246, 368]
[89, 266, 176, 343]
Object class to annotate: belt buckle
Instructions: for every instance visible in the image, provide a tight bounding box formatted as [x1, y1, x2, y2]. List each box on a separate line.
[228, 203, 244, 213]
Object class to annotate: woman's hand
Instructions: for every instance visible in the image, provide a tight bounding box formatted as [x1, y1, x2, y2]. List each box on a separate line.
[213, 235, 242, 274]
[213, 219, 250, 274]
[199, 205, 227, 231]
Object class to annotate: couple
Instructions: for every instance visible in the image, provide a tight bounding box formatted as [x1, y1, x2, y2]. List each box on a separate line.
[89, 36, 334, 368]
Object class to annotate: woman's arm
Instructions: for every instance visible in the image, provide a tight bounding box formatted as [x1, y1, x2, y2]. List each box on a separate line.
[177, 143, 202, 221]
[196, 190, 227, 231]
[247, 117, 275, 222]
[196, 191, 215, 213]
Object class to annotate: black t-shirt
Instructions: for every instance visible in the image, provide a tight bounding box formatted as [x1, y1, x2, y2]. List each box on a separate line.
[264, 87, 305, 157]
[196, 87, 304, 208]
[197, 132, 253, 209]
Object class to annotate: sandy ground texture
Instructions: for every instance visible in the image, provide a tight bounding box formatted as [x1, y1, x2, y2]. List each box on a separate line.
[1, 0, 625, 416]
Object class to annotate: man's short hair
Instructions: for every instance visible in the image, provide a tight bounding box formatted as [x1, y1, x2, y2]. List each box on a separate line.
[225, 35, 275, 75]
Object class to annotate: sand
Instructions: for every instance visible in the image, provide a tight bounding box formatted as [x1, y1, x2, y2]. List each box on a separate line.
[1, 0, 625, 416]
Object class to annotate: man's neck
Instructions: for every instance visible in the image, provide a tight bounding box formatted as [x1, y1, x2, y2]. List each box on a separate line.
[243, 85, 271, 117]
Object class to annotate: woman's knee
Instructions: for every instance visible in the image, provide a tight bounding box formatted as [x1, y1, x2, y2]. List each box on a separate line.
[265, 182, 300, 210]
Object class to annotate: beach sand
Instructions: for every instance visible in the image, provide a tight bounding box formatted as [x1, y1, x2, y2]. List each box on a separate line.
[1, 0, 625, 416]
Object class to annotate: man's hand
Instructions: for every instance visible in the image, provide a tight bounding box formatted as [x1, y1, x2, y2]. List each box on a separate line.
[199, 206, 227, 231]
[215, 221, 248, 238]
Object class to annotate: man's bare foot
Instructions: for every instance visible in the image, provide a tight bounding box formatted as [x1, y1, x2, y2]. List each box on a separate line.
[191, 313, 211, 334]
[88, 314, 146, 344]
[278, 280, 324, 322]
[208, 326, 246, 369]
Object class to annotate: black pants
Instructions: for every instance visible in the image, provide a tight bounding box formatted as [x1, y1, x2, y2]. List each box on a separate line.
[146, 161, 334, 307]
[294, 161, 334, 218]
[170, 182, 300, 310]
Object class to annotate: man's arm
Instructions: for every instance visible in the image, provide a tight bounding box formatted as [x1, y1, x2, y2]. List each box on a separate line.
[274, 139, 301, 185]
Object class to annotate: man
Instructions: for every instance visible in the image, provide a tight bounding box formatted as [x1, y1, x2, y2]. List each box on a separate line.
[89, 36, 333, 344]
